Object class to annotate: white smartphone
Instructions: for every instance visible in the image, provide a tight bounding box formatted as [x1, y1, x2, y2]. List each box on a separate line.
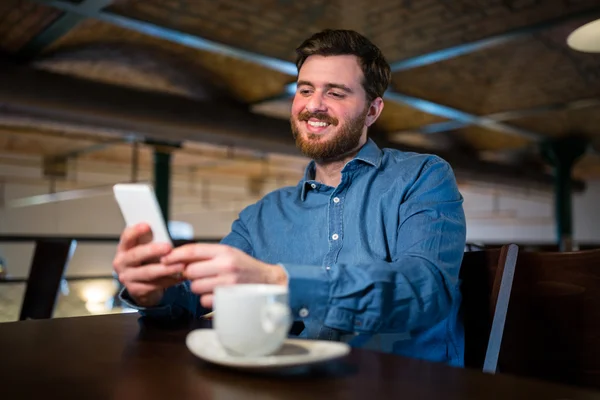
[113, 183, 172, 245]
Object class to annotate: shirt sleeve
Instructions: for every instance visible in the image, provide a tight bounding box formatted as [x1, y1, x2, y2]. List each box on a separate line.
[118, 280, 206, 320]
[281, 158, 466, 335]
[220, 216, 254, 255]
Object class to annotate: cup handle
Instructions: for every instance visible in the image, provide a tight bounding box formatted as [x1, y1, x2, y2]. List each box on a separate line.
[261, 302, 292, 334]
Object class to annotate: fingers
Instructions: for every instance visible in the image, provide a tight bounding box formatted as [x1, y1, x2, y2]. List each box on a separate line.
[200, 294, 214, 309]
[119, 263, 185, 284]
[183, 259, 228, 280]
[119, 262, 185, 307]
[189, 274, 235, 295]
[117, 223, 150, 252]
[115, 242, 172, 271]
[161, 243, 230, 265]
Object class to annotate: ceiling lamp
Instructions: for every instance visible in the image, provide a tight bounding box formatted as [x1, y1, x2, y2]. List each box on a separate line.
[567, 18, 600, 53]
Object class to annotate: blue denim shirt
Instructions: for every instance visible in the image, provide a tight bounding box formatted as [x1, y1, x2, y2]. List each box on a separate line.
[122, 138, 466, 366]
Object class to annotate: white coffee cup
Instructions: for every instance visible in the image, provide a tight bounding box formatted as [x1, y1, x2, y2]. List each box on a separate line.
[213, 284, 292, 357]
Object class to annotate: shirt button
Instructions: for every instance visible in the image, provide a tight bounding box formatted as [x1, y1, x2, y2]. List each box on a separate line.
[310, 183, 317, 189]
[299, 308, 309, 318]
[332, 233, 339, 240]
[333, 197, 340, 203]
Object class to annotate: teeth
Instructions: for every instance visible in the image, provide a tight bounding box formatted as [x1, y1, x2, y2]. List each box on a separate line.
[308, 121, 329, 127]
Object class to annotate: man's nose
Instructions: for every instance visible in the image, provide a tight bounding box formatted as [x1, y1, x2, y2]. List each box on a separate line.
[305, 93, 327, 113]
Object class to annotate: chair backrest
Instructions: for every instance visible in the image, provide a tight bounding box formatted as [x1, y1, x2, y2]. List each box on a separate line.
[459, 244, 519, 373]
[498, 247, 600, 389]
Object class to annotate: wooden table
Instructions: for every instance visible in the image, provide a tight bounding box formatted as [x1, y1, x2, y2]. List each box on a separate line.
[1, 313, 599, 400]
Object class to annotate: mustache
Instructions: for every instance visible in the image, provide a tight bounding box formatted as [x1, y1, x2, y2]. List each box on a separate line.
[297, 111, 339, 126]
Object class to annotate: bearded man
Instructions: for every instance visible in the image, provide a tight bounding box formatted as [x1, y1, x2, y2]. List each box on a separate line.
[113, 29, 467, 367]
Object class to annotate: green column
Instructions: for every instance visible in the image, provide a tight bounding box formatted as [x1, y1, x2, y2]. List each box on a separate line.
[147, 140, 180, 224]
[541, 137, 588, 252]
[153, 148, 171, 223]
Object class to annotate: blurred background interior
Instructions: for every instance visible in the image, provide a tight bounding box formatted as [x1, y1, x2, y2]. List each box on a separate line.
[0, 0, 600, 322]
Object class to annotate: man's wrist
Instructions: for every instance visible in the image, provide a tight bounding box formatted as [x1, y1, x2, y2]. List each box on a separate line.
[131, 288, 165, 307]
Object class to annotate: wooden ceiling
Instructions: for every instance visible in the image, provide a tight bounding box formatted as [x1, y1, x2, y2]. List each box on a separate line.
[0, 0, 600, 196]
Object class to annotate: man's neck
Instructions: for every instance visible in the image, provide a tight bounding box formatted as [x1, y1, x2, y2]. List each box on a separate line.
[313, 138, 367, 187]
[314, 160, 347, 188]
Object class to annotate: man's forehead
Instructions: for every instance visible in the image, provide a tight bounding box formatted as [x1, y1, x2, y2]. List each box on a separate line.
[297, 55, 364, 87]
[300, 54, 362, 71]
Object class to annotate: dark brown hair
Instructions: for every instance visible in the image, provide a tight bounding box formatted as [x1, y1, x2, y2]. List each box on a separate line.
[295, 29, 391, 102]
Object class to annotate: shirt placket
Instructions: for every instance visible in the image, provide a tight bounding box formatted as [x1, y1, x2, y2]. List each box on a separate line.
[312, 177, 348, 341]
[323, 174, 349, 267]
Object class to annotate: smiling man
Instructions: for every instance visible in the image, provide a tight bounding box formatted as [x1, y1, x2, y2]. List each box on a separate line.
[113, 29, 467, 366]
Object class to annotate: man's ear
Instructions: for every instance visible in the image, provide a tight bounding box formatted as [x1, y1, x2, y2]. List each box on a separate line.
[365, 97, 384, 127]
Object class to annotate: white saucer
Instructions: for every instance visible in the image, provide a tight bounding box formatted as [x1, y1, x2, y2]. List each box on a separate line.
[186, 329, 351, 371]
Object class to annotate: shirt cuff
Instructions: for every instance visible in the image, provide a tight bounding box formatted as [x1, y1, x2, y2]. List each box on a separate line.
[279, 264, 331, 333]
[118, 286, 184, 320]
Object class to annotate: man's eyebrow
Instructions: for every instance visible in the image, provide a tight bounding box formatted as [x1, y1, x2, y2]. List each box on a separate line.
[325, 83, 353, 93]
[297, 80, 314, 88]
[296, 80, 354, 93]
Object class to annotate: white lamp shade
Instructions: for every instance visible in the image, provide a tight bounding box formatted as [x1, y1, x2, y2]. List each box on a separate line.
[567, 18, 600, 53]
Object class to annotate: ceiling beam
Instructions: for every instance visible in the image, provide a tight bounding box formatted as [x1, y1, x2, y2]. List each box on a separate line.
[54, 137, 132, 160]
[389, 7, 600, 72]
[0, 61, 299, 155]
[0, 62, 578, 191]
[17, 0, 113, 60]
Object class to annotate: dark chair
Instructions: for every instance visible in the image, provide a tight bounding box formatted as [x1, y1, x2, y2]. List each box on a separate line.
[19, 239, 77, 320]
[460, 244, 519, 373]
[498, 247, 600, 389]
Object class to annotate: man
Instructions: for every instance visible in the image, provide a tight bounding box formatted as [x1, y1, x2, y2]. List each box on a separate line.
[113, 29, 467, 366]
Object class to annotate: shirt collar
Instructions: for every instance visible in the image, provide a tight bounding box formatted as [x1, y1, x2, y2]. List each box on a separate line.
[354, 138, 383, 168]
[299, 138, 383, 200]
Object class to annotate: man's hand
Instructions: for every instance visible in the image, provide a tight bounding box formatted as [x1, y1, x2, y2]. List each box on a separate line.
[160, 244, 288, 308]
[112, 223, 185, 307]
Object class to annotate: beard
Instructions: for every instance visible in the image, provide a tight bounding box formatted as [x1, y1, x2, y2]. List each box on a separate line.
[290, 107, 368, 163]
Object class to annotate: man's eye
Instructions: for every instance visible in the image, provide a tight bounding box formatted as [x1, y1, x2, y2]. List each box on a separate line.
[329, 92, 344, 98]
